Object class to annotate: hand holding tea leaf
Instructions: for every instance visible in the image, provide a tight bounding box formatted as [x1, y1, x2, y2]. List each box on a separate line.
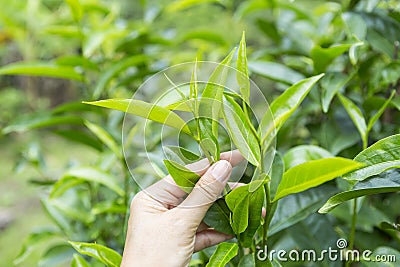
[121, 151, 244, 267]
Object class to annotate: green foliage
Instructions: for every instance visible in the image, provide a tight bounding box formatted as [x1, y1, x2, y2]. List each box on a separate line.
[69, 241, 122, 267]
[1, 0, 399, 266]
[274, 157, 363, 201]
[205, 242, 238, 267]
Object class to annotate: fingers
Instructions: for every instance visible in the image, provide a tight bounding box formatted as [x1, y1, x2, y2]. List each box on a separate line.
[194, 229, 234, 252]
[220, 150, 246, 166]
[176, 160, 232, 224]
[142, 151, 244, 208]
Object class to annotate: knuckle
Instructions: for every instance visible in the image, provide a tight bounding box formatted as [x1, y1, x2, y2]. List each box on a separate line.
[130, 191, 147, 210]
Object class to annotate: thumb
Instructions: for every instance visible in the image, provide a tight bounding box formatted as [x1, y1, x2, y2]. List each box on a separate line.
[177, 160, 232, 224]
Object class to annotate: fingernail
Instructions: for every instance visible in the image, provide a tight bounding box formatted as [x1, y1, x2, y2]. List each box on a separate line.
[211, 160, 231, 182]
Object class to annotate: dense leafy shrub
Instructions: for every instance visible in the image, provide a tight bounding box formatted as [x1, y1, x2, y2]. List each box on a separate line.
[0, 0, 399, 266]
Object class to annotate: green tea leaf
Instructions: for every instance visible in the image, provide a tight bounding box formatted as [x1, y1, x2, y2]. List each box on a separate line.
[200, 48, 236, 138]
[269, 74, 324, 132]
[55, 56, 98, 71]
[204, 198, 234, 235]
[167, 0, 221, 13]
[51, 167, 125, 197]
[248, 61, 305, 85]
[270, 152, 284, 200]
[164, 146, 201, 164]
[320, 72, 352, 113]
[206, 242, 238, 267]
[283, 145, 333, 170]
[93, 55, 147, 98]
[319, 170, 400, 213]
[14, 228, 61, 265]
[69, 241, 122, 267]
[241, 184, 264, 247]
[164, 160, 200, 191]
[225, 180, 266, 236]
[238, 253, 256, 267]
[2, 115, 84, 134]
[0, 61, 83, 80]
[65, 0, 83, 22]
[338, 93, 367, 146]
[237, 31, 250, 102]
[83, 99, 191, 135]
[269, 185, 337, 236]
[345, 134, 400, 181]
[85, 121, 121, 158]
[71, 254, 91, 267]
[199, 118, 220, 161]
[223, 95, 260, 166]
[165, 99, 194, 112]
[367, 90, 396, 132]
[274, 157, 362, 201]
[311, 44, 352, 72]
[53, 129, 103, 151]
[225, 185, 250, 234]
[38, 244, 74, 267]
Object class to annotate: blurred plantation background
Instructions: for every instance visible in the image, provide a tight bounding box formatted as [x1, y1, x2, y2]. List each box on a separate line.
[0, 0, 399, 266]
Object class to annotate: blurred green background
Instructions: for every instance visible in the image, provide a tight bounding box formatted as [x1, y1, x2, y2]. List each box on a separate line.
[0, 0, 399, 266]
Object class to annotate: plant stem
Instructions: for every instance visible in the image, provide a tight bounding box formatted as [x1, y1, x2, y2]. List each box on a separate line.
[346, 199, 358, 267]
[346, 140, 366, 266]
[262, 183, 272, 247]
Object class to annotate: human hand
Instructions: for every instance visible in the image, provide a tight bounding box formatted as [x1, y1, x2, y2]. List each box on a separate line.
[121, 150, 245, 267]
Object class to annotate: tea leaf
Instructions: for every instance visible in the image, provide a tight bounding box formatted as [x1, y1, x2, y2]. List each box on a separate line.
[223, 95, 260, 166]
[2, 115, 84, 134]
[51, 167, 125, 197]
[320, 72, 353, 113]
[237, 31, 250, 102]
[206, 242, 238, 267]
[199, 118, 220, 161]
[164, 146, 201, 164]
[310, 44, 352, 72]
[238, 253, 255, 266]
[283, 145, 333, 170]
[248, 61, 304, 85]
[269, 185, 337, 235]
[14, 228, 61, 265]
[204, 198, 234, 235]
[319, 170, 400, 213]
[0, 61, 83, 80]
[93, 56, 147, 98]
[273, 157, 362, 201]
[241, 184, 265, 247]
[338, 93, 367, 146]
[226, 181, 266, 236]
[268, 74, 324, 134]
[164, 160, 200, 191]
[226, 185, 250, 234]
[367, 90, 396, 132]
[65, 0, 83, 22]
[345, 134, 400, 181]
[71, 254, 91, 267]
[83, 99, 191, 135]
[69, 241, 122, 267]
[85, 121, 121, 158]
[200, 48, 236, 138]
[38, 245, 74, 267]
